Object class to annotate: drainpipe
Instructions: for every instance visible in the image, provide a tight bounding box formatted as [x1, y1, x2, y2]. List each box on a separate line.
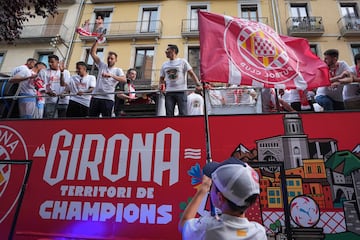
[271, 0, 282, 34]
[64, 0, 85, 67]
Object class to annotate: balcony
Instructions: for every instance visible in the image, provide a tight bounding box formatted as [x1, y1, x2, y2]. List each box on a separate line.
[337, 17, 360, 37]
[91, 0, 158, 2]
[286, 16, 324, 37]
[61, 0, 77, 3]
[78, 21, 162, 42]
[181, 17, 268, 38]
[15, 24, 69, 44]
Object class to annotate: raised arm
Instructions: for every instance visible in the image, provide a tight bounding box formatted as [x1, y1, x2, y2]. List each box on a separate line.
[179, 175, 212, 230]
[90, 40, 101, 66]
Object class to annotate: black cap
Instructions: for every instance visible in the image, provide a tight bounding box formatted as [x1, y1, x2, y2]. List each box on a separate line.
[203, 157, 246, 178]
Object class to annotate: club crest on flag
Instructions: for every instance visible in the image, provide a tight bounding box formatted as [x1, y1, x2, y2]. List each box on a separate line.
[199, 11, 330, 90]
[224, 18, 299, 87]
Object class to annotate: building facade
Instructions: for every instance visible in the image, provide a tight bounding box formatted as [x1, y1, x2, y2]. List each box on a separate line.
[0, 0, 82, 74]
[0, 0, 359, 86]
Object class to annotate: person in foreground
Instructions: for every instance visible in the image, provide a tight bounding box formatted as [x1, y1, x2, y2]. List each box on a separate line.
[179, 157, 266, 240]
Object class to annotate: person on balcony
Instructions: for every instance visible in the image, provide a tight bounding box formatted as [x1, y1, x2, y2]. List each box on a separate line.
[159, 44, 202, 116]
[94, 15, 105, 34]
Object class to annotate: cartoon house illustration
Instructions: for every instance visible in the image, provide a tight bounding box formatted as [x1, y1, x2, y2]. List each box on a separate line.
[253, 113, 359, 235]
[325, 151, 360, 235]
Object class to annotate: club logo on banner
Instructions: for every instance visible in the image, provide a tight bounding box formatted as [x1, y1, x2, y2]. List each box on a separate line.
[224, 18, 302, 88]
[0, 125, 28, 223]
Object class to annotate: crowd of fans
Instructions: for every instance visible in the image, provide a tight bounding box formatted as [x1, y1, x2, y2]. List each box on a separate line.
[5, 47, 360, 119]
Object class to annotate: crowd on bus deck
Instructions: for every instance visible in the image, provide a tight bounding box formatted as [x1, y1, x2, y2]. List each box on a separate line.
[8, 45, 360, 119]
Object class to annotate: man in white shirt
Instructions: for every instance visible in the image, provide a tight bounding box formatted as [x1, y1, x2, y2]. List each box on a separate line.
[159, 44, 202, 116]
[89, 39, 126, 117]
[187, 89, 204, 115]
[38, 54, 71, 118]
[315, 49, 352, 110]
[10, 61, 48, 119]
[61, 61, 96, 117]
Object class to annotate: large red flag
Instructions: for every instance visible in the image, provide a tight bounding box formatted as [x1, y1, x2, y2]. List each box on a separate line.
[198, 11, 330, 90]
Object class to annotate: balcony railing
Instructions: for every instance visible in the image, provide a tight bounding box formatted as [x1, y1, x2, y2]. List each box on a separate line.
[16, 24, 70, 43]
[286, 16, 324, 37]
[337, 16, 360, 37]
[181, 17, 268, 38]
[78, 20, 162, 42]
[91, 0, 159, 2]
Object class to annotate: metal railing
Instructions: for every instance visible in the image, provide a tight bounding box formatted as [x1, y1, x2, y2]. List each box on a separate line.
[78, 20, 163, 41]
[19, 24, 69, 40]
[337, 16, 360, 37]
[286, 16, 324, 36]
[181, 17, 268, 37]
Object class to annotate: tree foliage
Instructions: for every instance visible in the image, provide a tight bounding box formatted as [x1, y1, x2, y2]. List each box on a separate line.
[0, 0, 61, 43]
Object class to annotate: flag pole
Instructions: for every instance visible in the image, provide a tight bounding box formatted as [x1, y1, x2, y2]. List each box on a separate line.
[202, 83, 218, 217]
[202, 82, 212, 163]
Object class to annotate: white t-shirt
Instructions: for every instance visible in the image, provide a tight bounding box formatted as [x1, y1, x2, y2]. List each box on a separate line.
[238, 88, 256, 104]
[209, 89, 224, 106]
[160, 58, 192, 91]
[67, 74, 96, 107]
[93, 61, 125, 101]
[187, 92, 204, 115]
[39, 69, 71, 104]
[280, 89, 300, 104]
[343, 65, 360, 101]
[316, 61, 351, 101]
[182, 214, 266, 240]
[11, 66, 34, 95]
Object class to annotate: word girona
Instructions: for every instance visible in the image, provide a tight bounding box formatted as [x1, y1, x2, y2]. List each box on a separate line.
[43, 128, 180, 186]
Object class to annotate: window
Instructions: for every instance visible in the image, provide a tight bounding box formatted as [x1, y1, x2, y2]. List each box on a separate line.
[38, 52, 54, 68]
[307, 166, 312, 173]
[290, 3, 309, 28]
[0, 52, 5, 70]
[351, 44, 360, 58]
[141, 8, 158, 33]
[309, 44, 319, 56]
[340, 3, 358, 18]
[187, 46, 200, 85]
[241, 4, 259, 21]
[93, 9, 113, 32]
[317, 165, 322, 173]
[290, 3, 308, 18]
[293, 147, 300, 154]
[189, 5, 207, 31]
[134, 48, 154, 88]
[85, 48, 104, 76]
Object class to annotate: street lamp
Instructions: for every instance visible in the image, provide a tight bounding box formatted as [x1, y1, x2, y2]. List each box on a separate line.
[50, 34, 68, 60]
